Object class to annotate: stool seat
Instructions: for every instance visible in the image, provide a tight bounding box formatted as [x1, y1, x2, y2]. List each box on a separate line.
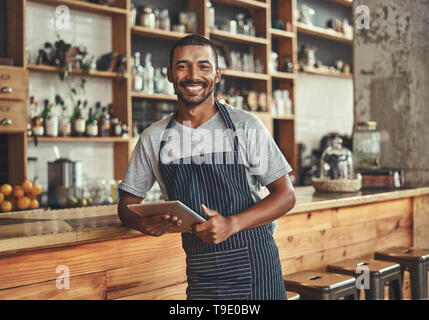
[375, 247, 429, 262]
[327, 258, 400, 276]
[375, 247, 429, 300]
[286, 291, 300, 300]
[284, 270, 358, 300]
[327, 258, 402, 300]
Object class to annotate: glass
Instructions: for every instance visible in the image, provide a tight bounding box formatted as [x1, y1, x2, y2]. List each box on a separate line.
[320, 136, 354, 180]
[353, 121, 381, 169]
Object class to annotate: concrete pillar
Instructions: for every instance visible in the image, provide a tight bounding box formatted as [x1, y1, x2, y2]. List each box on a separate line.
[353, 0, 429, 187]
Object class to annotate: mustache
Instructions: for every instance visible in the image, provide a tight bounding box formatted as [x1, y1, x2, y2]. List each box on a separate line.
[179, 80, 208, 87]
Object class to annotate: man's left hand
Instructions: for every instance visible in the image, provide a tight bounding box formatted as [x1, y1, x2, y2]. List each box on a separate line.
[192, 204, 237, 244]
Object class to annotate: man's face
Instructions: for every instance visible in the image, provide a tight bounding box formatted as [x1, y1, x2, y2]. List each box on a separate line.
[168, 45, 221, 107]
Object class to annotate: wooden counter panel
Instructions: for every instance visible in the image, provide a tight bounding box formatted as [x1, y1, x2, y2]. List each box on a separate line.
[106, 253, 187, 299]
[414, 195, 429, 248]
[0, 272, 106, 300]
[115, 283, 187, 300]
[0, 233, 183, 290]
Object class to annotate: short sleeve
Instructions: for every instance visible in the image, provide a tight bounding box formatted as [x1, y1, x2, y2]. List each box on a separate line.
[245, 115, 293, 186]
[119, 136, 156, 198]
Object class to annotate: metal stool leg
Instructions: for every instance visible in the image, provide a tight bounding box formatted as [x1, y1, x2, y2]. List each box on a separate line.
[389, 278, 403, 300]
[410, 264, 428, 300]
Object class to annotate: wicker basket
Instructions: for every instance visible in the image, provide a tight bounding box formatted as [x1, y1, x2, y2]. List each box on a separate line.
[312, 177, 362, 193]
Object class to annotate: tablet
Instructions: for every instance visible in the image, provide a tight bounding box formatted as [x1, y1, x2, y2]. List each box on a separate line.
[127, 201, 206, 233]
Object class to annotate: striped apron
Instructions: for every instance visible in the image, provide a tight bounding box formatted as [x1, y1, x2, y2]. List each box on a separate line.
[158, 100, 287, 300]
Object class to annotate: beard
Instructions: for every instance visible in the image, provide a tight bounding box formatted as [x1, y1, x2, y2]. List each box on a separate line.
[176, 80, 214, 107]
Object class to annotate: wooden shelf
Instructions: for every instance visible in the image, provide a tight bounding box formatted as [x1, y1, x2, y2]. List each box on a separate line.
[221, 69, 269, 80]
[28, 0, 127, 15]
[132, 92, 177, 101]
[212, 0, 268, 9]
[131, 26, 190, 41]
[210, 28, 268, 45]
[300, 66, 353, 79]
[27, 136, 129, 143]
[296, 22, 353, 44]
[325, 0, 353, 7]
[27, 64, 125, 79]
[270, 71, 296, 80]
[269, 28, 295, 40]
[272, 114, 295, 120]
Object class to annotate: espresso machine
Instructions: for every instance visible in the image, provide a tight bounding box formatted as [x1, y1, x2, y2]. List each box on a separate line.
[48, 158, 83, 208]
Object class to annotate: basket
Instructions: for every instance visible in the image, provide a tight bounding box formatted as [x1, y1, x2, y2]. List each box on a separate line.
[312, 177, 362, 193]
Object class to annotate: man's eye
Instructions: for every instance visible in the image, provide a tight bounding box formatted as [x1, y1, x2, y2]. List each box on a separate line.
[201, 65, 210, 70]
[177, 65, 186, 70]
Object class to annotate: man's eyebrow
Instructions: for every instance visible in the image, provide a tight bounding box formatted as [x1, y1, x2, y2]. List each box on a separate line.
[198, 60, 213, 65]
[175, 60, 189, 65]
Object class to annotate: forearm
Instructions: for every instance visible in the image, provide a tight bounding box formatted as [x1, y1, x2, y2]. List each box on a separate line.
[118, 195, 144, 231]
[230, 188, 295, 234]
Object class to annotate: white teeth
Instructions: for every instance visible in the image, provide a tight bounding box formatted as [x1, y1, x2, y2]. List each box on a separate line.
[186, 86, 203, 91]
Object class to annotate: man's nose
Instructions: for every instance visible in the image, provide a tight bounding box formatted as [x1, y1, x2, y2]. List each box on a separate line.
[186, 66, 199, 81]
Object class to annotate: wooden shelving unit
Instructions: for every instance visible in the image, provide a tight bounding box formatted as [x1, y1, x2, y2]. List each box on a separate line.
[27, 64, 125, 79]
[131, 92, 177, 101]
[221, 69, 270, 81]
[213, 0, 269, 9]
[209, 28, 268, 45]
[4, 0, 299, 181]
[131, 26, 190, 41]
[269, 28, 295, 39]
[28, 0, 128, 15]
[300, 66, 352, 79]
[27, 136, 129, 143]
[296, 22, 353, 44]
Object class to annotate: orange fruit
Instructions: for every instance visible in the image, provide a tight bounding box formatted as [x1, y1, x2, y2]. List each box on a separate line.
[30, 199, 39, 210]
[12, 186, 25, 198]
[17, 196, 31, 210]
[31, 184, 43, 196]
[1, 200, 12, 212]
[0, 184, 12, 197]
[21, 180, 33, 193]
[0, 192, 4, 202]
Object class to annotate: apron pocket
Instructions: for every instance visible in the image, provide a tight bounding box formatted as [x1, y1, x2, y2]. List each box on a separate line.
[186, 247, 252, 300]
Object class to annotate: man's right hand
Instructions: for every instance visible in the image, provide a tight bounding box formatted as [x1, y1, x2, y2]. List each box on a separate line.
[118, 191, 183, 237]
[137, 214, 182, 236]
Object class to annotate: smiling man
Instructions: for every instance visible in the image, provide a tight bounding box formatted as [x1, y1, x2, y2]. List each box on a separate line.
[118, 35, 296, 300]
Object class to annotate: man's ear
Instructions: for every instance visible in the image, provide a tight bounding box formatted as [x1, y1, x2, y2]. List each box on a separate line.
[167, 67, 173, 83]
[215, 67, 222, 84]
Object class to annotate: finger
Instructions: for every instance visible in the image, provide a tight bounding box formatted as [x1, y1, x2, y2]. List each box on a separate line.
[201, 204, 219, 218]
[193, 221, 211, 233]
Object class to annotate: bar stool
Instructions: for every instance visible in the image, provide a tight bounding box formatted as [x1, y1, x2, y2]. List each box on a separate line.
[326, 258, 402, 300]
[374, 247, 429, 300]
[284, 270, 358, 300]
[286, 291, 300, 300]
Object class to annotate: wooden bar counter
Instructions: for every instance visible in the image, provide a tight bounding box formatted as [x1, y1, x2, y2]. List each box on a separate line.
[0, 186, 428, 300]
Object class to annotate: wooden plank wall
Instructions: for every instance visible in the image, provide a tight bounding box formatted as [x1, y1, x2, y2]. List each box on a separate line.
[0, 198, 415, 299]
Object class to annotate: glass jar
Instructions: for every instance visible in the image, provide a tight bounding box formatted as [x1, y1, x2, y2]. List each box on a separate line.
[320, 136, 354, 180]
[353, 121, 381, 169]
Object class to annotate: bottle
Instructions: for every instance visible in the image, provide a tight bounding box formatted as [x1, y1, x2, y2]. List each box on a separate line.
[31, 101, 44, 137]
[98, 107, 111, 137]
[73, 100, 86, 137]
[94, 101, 102, 120]
[59, 103, 71, 137]
[108, 104, 121, 136]
[86, 108, 98, 137]
[159, 9, 170, 31]
[27, 96, 36, 137]
[132, 52, 144, 92]
[162, 67, 175, 95]
[154, 68, 164, 94]
[143, 53, 154, 94]
[45, 103, 59, 137]
[41, 99, 50, 136]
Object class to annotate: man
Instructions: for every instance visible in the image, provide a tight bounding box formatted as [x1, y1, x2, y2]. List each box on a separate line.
[118, 35, 296, 300]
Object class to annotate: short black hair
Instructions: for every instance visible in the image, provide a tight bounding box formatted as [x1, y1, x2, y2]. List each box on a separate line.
[169, 34, 219, 69]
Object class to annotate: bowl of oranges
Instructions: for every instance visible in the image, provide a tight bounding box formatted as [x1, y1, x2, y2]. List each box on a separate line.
[0, 180, 43, 213]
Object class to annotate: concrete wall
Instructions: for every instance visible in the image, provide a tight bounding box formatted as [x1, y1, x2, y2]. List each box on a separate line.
[353, 0, 429, 187]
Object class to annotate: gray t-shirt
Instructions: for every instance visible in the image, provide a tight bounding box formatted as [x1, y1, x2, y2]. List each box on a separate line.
[120, 104, 292, 203]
